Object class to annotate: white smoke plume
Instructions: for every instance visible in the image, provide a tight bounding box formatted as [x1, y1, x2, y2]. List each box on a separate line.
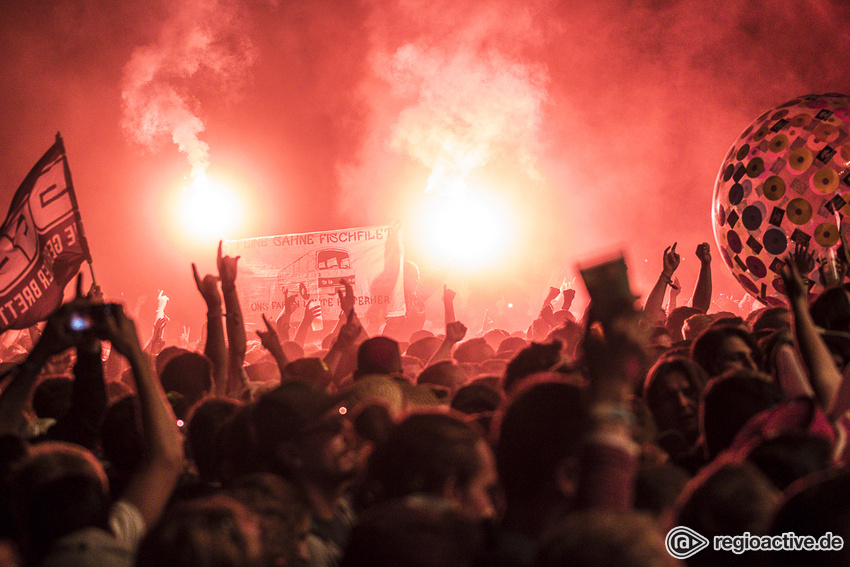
[367, 1, 551, 196]
[385, 43, 549, 194]
[120, 0, 257, 180]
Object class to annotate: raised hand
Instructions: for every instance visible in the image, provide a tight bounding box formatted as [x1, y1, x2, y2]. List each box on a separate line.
[562, 288, 576, 310]
[283, 289, 299, 316]
[101, 304, 142, 360]
[180, 325, 191, 348]
[217, 240, 240, 290]
[695, 242, 711, 265]
[662, 243, 680, 277]
[88, 283, 104, 303]
[445, 320, 467, 344]
[669, 277, 681, 299]
[337, 279, 355, 317]
[256, 313, 282, 354]
[302, 301, 321, 324]
[192, 263, 222, 310]
[148, 315, 168, 354]
[780, 255, 807, 304]
[155, 290, 169, 321]
[443, 283, 457, 304]
[35, 274, 94, 357]
[336, 315, 363, 350]
[444, 284, 457, 324]
[790, 240, 816, 276]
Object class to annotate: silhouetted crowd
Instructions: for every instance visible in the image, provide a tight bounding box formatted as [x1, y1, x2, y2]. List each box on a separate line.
[2, 239, 850, 567]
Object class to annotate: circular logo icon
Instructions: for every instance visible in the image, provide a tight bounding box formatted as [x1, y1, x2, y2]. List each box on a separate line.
[666, 526, 710, 559]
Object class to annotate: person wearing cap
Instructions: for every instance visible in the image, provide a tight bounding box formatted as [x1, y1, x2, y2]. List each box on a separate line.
[252, 380, 357, 567]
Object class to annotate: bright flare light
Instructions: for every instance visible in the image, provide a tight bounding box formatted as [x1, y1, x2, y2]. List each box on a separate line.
[414, 189, 513, 271]
[177, 171, 243, 242]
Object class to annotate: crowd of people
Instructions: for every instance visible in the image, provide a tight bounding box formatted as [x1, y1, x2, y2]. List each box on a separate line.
[1, 237, 850, 567]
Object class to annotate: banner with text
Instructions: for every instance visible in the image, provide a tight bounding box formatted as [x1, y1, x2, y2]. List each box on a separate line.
[223, 224, 405, 332]
[0, 134, 91, 332]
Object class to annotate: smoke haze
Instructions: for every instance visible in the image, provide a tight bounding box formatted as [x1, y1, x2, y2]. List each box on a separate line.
[1, 0, 849, 330]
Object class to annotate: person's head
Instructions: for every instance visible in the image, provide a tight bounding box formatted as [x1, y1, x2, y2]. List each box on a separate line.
[341, 495, 486, 567]
[497, 336, 529, 358]
[281, 357, 332, 388]
[355, 336, 402, 378]
[769, 467, 850, 567]
[155, 346, 191, 377]
[100, 395, 144, 489]
[534, 510, 679, 567]
[400, 355, 425, 380]
[186, 396, 243, 484]
[227, 473, 312, 567]
[31, 377, 73, 420]
[643, 356, 708, 449]
[417, 360, 470, 400]
[810, 286, 850, 333]
[252, 381, 356, 488]
[751, 306, 791, 337]
[690, 324, 762, 377]
[700, 370, 783, 460]
[405, 336, 442, 365]
[482, 329, 510, 352]
[546, 320, 584, 359]
[453, 338, 495, 365]
[216, 403, 263, 486]
[135, 494, 263, 567]
[493, 377, 586, 534]
[682, 314, 713, 342]
[366, 410, 499, 521]
[745, 431, 834, 491]
[666, 306, 705, 343]
[10, 441, 110, 563]
[451, 379, 503, 416]
[672, 456, 779, 567]
[159, 352, 214, 420]
[502, 341, 563, 395]
[633, 462, 691, 521]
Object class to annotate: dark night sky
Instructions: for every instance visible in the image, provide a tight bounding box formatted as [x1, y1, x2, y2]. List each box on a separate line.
[2, 0, 849, 336]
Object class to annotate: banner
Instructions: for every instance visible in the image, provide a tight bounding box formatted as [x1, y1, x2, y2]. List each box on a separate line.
[0, 134, 91, 332]
[223, 224, 405, 333]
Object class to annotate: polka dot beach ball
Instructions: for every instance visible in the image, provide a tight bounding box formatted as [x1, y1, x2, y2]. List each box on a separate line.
[713, 93, 850, 305]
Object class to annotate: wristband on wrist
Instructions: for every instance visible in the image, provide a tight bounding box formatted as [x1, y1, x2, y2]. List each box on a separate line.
[660, 274, 679, 290]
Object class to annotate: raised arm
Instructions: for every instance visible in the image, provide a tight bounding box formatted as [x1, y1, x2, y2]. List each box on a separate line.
[576, 297, 643, 511]
[293, 299, 320, 348]
[256, 313, 288, 377]
[274, 289, 299, 342]
[643, 243, 680, 325]
[323, 279, 362, 383]
[218, 241, 248, 397]
[781, 251, 846, 419]
[666, 277, 681, 315]
[0, 276, 87, 435]
[104, 305, 184, 529]
[691, 242, 712, 313]
[443, 283, 457, 325]
[193, 263, 227, 395]
[427, 285, 467, 365]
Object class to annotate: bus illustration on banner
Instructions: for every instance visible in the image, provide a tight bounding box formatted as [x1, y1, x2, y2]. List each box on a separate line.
[278, 247, 356, 302]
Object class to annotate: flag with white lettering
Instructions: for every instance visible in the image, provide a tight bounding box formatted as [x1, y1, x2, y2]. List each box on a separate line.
[0, 134, 91, 332]
[223, 224, 405, 333]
